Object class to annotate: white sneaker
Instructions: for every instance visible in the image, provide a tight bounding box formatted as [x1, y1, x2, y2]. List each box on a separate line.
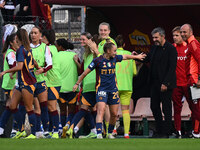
[36, 131, 44, 138]
[107, 133, 115, 139]
[0, 127, 4, 135]
[97, 134, 103, 139]
[192, 131, 200, 138]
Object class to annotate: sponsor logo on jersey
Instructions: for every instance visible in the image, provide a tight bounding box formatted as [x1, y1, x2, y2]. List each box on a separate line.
[98, 91, 106, 97]
[177, 56, 187, 61]
[89, 62, 94, 68]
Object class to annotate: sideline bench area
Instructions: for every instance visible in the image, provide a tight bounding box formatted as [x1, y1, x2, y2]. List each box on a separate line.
[118, 98, 191, 136]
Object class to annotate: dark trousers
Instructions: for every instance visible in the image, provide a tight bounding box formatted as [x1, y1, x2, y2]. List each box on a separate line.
[150, 81, 173, 135]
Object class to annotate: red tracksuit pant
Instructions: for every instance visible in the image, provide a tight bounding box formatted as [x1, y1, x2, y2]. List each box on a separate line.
[172, 86, 200, 133]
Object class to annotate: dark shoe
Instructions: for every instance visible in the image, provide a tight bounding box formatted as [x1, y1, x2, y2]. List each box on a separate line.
[172, 131, 182, 139]
[175, 132, 182, 139]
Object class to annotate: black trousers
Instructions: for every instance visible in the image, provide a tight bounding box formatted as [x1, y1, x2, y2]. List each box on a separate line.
[150, 81, 173, 135]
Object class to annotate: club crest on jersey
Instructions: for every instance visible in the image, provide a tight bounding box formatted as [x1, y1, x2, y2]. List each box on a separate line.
[103, 62, 106, 68]
[107, 62, 111, 67]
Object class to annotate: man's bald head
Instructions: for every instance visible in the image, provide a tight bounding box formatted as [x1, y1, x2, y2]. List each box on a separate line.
[180, 24, 193, 41]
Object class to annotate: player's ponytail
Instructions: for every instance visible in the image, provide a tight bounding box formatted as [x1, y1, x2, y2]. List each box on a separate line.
[2, 33, 16, 53]
[16, 29, 31, 51]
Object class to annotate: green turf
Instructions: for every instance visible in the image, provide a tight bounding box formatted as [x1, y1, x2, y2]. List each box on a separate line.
[1, 139, 200, 150]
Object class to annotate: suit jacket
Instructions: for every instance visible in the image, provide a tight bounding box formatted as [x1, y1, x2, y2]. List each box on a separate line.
[145, 41, 177, 89]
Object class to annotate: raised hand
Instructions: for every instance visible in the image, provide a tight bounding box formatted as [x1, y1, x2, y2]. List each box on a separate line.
[87, 39, 99, 55]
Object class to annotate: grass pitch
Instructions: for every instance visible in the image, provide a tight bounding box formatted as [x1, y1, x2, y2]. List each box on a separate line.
[1, 138, 200, 150]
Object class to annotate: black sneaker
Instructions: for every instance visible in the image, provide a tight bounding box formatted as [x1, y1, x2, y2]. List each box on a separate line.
[173, 131, 182, 139]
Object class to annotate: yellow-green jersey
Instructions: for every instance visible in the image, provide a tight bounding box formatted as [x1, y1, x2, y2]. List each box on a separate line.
[116, 48, 137, 91]
[82, 53, 96, 93]
[98, 37, 117, 54]
[58, 51, 78, 92]
[2, 48, 16, 90]
[45, 45, 61, 87]
[31, 42, 52, 83]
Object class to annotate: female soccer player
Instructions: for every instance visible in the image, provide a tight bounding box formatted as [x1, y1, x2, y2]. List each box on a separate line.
[115, 35, 137, 138]
[64, 32, 98, 138]
[0, 33, 19, 137]
[73, 42, 146, 138]
[55, 39, 79, 138]
[30, 26, 52, 138]
[0, 29, 39, 139]
[41, 29, 61, 138]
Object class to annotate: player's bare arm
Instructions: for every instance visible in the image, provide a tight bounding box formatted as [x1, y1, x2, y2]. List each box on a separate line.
[73, 68, 92, 92]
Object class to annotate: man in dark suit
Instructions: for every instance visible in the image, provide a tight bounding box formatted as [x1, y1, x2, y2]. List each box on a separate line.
[146, 27, 177, 138]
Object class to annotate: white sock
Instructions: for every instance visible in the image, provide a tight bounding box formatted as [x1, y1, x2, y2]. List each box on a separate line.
[35, 131, 43, 137]
[178, 131, 181, 135]
[0, 127, 4, 135]
[91, 128, 97, 134]
[124, 133, 129, 137]
[74, 126, 79, 134]
[11, 129, 17, 133]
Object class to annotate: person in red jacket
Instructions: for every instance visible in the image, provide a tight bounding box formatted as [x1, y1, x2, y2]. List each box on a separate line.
[171, 26, 189, 138]
[180, 24, 200, 138]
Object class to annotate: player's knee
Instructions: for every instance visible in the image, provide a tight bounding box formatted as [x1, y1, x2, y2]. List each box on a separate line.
[97, 108, 105, 117]
[9, 103, 17, 110]
[110, 112, 118, 119]
[81, 104, 89, 110]
[25, 104, 35, 112]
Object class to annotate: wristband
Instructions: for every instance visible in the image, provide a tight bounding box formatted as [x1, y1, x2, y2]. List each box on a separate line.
[97, 54, 101, 57]
[75, 83, 79, 85]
